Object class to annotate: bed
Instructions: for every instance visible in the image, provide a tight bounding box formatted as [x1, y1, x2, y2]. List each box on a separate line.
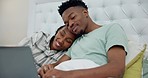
[27, 0, 148, 78]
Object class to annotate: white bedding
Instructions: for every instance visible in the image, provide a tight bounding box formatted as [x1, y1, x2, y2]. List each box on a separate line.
[55, 59, 99, 71]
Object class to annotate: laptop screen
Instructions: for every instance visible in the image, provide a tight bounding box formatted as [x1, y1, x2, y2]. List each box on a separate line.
[0, 47, 39, 78]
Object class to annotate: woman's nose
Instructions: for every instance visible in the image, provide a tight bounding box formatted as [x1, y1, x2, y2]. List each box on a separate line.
[58, 38, 64, 45]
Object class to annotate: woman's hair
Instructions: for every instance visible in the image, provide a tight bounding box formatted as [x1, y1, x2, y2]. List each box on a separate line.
[55, 25, 65, 35]
[58, 0, 88, 16]
[50, 25, 65, 49]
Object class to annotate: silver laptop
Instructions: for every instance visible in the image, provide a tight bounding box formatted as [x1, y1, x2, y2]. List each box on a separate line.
[0, 46, 39, 78]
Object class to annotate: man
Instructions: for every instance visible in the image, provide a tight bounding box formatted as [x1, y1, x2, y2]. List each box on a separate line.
[39, 0, 128, 78]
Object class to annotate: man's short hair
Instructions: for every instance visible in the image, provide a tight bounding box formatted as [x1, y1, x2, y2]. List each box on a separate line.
[58, 0, 88, 16]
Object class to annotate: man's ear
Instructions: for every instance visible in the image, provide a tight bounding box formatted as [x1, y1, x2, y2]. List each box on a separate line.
[82, 9, 89, 18]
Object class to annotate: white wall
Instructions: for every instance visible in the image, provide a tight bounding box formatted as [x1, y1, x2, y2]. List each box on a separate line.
[0, 0, 29, 46]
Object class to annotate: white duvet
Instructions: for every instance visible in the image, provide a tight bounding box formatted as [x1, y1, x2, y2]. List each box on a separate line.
[55, 59, 100, 71]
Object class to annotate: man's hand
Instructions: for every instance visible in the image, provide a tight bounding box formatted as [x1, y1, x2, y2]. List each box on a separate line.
[38, 54, 71, 78]
[38, 64, 54, 77]
[41, 69, 73, 78]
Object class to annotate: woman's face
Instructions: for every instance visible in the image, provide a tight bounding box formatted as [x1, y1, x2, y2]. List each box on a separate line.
[52, 27, 76, 50]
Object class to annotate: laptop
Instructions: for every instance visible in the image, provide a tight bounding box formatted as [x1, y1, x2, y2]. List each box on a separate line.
[0, 46, 39, 78]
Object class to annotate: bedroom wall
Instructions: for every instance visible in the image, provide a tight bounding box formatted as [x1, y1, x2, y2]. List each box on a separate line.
[0, 0, 29, 46]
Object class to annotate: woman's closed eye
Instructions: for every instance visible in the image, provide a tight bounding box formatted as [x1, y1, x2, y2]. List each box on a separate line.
[66, 38, 73, 43]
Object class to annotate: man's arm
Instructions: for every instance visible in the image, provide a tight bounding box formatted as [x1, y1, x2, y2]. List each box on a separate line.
[38, 54, 71, 76]
[70, 45, 126, 78]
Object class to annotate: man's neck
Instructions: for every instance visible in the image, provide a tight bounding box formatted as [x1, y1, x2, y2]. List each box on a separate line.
[85, 21, 101, 34]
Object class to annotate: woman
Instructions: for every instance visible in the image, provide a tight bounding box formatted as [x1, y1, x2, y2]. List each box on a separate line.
[19, 25, 78, 69]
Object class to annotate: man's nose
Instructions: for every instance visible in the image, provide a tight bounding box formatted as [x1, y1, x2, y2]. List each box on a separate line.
[68, 20, 74, 29]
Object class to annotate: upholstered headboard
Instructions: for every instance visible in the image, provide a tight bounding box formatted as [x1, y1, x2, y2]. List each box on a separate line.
[28, 0, 148, 45]
[27, 0, 148, 76]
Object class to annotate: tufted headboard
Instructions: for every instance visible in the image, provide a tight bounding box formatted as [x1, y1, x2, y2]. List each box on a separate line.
[27, 0, 148, 76]
[28, 0, 148, 45]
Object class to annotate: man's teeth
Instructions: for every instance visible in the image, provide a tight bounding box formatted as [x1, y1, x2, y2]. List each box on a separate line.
[73, 26, 77, 32]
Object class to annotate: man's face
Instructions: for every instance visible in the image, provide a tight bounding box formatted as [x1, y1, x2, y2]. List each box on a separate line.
[62, 7, 88, 35]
